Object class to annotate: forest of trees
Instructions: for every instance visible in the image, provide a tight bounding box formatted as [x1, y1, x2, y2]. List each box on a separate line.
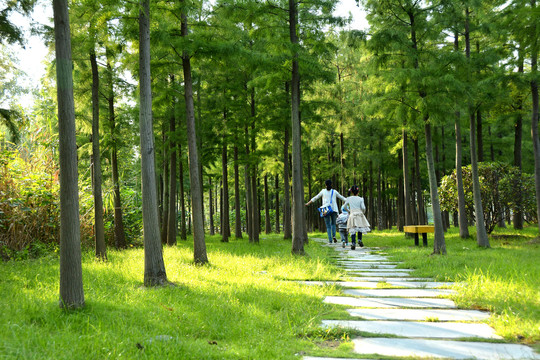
[1, 0, 538, 306]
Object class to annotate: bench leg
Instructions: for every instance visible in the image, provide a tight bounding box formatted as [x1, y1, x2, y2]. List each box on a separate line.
[422, 233, 428, 247]
[414, 233, 419, 246]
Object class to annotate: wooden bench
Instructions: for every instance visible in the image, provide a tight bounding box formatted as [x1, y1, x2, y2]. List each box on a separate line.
[403, 225, 434, 247]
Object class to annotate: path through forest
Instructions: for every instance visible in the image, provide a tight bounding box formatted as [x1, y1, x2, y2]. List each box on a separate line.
[302, 238, 540, 359]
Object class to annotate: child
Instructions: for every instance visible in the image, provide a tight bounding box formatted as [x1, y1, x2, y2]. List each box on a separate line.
[336, 206, 349, 248]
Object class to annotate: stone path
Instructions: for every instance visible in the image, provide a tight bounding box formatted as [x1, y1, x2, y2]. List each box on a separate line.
[303, 238, 540, 360]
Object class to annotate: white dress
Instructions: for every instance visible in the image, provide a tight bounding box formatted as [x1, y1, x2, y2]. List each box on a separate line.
[344, 196, 371, 235]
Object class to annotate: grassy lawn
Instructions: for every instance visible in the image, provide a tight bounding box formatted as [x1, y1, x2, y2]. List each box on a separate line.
[0, 226, 538, 359]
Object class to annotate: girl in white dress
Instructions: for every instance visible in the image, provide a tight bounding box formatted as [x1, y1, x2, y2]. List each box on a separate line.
[344, 185, 370, 250]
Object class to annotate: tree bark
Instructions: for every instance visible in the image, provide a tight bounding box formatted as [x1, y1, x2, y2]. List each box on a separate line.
[275, 174, 280, 233]
[209, 177, 215, 236]
[514, 49, 524, 230]
[283, 124, 292, 240]
[244, 126, 253, 241]
[402, 128, 413, 227]
[106, 51, 126, 249]
[425, 122, 446, 254]
[90, 49, 106, 260]
[233, 142, 242, 238]
[221, 137, 230, 242]
[167, 80, 177, 246]
[531, 0, 540, 235]
[477, 109, 483, 162]
[181, 6, 208, 263]
[413, 137, 426, 224]
[54, 0, 85, 308]
[264, 174, 271, 234]
[139, 0, 169, 284]
[179, 145, 187, 240]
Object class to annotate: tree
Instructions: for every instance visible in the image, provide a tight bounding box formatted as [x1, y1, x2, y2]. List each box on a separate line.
[138, 0, 169, 285]
[53, 0, 84, 308]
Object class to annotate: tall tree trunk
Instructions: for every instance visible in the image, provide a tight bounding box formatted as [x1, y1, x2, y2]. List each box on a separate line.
[106, 52, 126, 249]
[425, 122, 446, 254]
[413, 137, 426, 224]
[397, 153, 404, 231]
[283, 124, 292, 240]
[402, 128, 413, 226]
[340, 131, 345, 195]
[275, 174, 280, 233]
[454, 32, 469, 238]
[179, 145, 187, 240]
[167, 81, 177, 246]
[289, 0, 306, 254]
[264, 174, 271, 234]
[54, 0, 84, 308]
[465, 7, 489, 247]
[90, 49, 106, 260]
[531, 0, 540, 235]
[181, 7, 208, 263]
[161, 142, 169, 245]
[514, 49, 524, 230]
[244, 126, 253, 242]
[233, 142, 242, 238]
[209, 177, 215, 236]
[222, 137, 230, 242]
[377, 162, 383, 230]
[139, 0, 169, 284]
[250, 120, 260, 244]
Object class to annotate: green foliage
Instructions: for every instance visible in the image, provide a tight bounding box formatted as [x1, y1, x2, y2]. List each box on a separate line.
[0, 143, 59, 258]
[439, 162, 536, 233]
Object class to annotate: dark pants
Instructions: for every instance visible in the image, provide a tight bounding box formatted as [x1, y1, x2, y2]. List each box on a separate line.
[351, 232, 363, 244]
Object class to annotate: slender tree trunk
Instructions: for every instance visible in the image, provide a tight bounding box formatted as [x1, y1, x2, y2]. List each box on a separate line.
[90, 49, 106, 260]
[209, 177, 214, 236]
[514, 50, 524, 230]
[531, 0, 540, 235]
[397, 153, 404, 231]
[106, 52, 126, 249]
[167, 81, 177, 246]
[377, 162, 383, 230]
[244, 126, 253, 242]
[222, 138, 230, 242]
[250, 120, 260, 244]
[403, 129, 413, 227]
[233, 142, 242, 238]
[413, 137, 426, 224]
[283, 124, 292, 240]
[179, 145, 187, 240]
[454, 32, 469, 238]
[139, 0, 168, 284]
[181, 7, 208, 263]
[54, 0, 84, 308]
[425, 122, 446, 254]
[465, 7, 489, 247]
[275, 174, 280, 233]
[289, 0, 305, 254]
[264, 175, 271, 234]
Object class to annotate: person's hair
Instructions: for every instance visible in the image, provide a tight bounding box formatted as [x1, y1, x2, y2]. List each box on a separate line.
[325, 179, 332, 190]
[349, 185, 359, 195]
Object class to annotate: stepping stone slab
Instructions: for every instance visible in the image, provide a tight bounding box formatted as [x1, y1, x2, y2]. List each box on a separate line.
[343, 288, 456, 297]
[349, 271, 416, 277]
[348, 276, 432, 282]
[351, 338, 540, 359]
[342, 263, 398, 269]
[345, 268, 412, 272]
[347, 308, 490, 321]
[322, 320, 502, 339]
[301, 281, 454, 289]
[324, 296, 456, 308]
[336, 256, 391, 261]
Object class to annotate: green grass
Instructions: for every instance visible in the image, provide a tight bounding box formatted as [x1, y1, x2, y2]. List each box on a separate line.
[1, 227, 539, 359]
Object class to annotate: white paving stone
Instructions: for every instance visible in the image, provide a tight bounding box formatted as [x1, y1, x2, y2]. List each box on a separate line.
[301, 280, 454, 289]
[336, 256, 391, 261]
[341, 263, 398, 269]
[347, 308, 490, 321]
[352, 338, 540, 359]
[344, 267, 412, 272]
[324, 296, 456, 308]
[322, 320, 502, 339]
[349, 271, 416, 277]
[343, 288, 456, 297]
[347, 276, 432, 281]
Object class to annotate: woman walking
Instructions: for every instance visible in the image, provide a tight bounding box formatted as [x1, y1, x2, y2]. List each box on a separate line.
[344, 185, 370, 250]
[306, 179, 346, 244]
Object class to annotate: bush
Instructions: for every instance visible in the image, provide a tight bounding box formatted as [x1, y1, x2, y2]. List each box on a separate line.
[439, 162, 536, 233]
